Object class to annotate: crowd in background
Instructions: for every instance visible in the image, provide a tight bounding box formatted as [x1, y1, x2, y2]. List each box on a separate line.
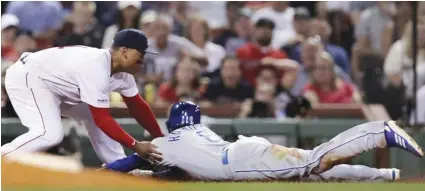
[1, 1, 425, 123]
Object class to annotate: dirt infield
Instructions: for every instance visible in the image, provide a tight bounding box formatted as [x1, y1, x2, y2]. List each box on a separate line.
[1, 157, 168, 190]
[396, 176, 425, 183]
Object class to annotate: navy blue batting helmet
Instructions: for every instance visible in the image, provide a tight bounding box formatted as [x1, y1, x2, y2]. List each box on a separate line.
[166, 101, 201, 133]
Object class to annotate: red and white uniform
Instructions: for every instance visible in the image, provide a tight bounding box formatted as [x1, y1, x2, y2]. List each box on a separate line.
[2, 46, 163, 163]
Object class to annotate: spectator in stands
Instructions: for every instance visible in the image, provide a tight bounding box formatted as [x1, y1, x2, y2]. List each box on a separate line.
[236, 18, 289, 86]
[2, 30, 37, 63]
[156, 56, 201, 107]
[317, 3, 356, 58]
[212, 1, 244, 48]
[255, 64, 297, 118]
[171, 2, 189, 36]
[143, 15, 205, 84]
[288, 19, 350, 74]
[239, 83, 276, 118]
[309, 19, 350, 74]
[6, 2, 64, 49]
[281, 7, 311, 58]
[187, 16, 226, 75]
[6, 1, 64, 49]
[384, 18, 425, 98]
[289, 37, 352, 96]
[352, 2, 396, 81]
[251, 1, 296, 49]
[200, 56, 254, 106]
[412, 85, 425, 124]
[349, 1, 376, 25]
[303, 52, 361, 104]
[139, 10, 157, 39]
[384, 2, 425, 44]
[1, 14, 19, 62]
[56, 2, 104, 48]
[225, 8, 253, 56]
[101, 1, 141, 48]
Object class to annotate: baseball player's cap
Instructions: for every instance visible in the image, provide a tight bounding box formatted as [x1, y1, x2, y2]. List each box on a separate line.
[112, 29, 158, 55]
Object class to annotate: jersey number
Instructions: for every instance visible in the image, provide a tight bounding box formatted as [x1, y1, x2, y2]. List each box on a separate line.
[196, 130, 222, 143]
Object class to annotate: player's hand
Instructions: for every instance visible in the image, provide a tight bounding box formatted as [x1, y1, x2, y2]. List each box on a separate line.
[134, 141, 163, 163]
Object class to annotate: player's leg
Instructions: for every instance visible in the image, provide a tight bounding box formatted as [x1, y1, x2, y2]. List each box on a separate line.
[305, 164, 399, 182]
[305, 120, 423, 175]
[1, 71, 63, 156]
[61, 103, 126, 164]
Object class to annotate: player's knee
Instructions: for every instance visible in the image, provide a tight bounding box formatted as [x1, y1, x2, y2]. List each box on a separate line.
[315, 154, 351, 174]
[41, 130, 64, 147]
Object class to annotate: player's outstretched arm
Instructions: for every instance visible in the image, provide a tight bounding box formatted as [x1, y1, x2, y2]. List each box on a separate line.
[105, 154, 152, 173]
[122, 94, 164, 137]
[88, 105, 162, 161]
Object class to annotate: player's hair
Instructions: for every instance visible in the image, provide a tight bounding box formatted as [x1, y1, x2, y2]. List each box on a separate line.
[311, 51, 338, 90]
[115, 6, 141, 31]
[220, 55, 241, 70]
[186, 16, 210, 42]
[255, 64, 279, 79]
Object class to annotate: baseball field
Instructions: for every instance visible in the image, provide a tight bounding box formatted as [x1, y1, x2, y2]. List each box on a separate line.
[4, 182, 425, 191]
[2, 154, 424, 191]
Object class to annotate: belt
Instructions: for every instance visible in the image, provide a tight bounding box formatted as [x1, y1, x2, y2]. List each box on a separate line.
[222, 148, 229, 165]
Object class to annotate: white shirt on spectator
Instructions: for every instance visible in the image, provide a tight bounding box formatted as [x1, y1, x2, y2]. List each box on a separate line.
[384, 40, 425, 97]
[203, 41, 226, 73]
[145, 35, 205, 81]
[251, 6, 296, 49]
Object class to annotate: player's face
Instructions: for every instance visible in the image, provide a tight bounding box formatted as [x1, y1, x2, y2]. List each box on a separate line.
[121, 48, 144, 74]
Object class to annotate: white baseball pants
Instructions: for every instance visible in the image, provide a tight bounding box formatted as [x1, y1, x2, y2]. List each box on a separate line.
[2, 61, 126, 164]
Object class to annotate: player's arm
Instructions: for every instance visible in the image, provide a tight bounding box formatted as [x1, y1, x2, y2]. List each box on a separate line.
[122, 94, 164, 137]
[104, 153, 153, 173]
[78, 54, 161, 160]
[115, 74, 164, 137]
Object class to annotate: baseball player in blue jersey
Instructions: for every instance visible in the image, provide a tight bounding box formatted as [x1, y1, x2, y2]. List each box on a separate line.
[105, 101, 423, 181]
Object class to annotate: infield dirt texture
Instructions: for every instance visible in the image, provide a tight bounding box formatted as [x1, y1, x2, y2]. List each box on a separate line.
[2, 157, 424, 191]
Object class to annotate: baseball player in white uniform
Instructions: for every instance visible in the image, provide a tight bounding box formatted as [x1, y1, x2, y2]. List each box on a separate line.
[2, 29, 164, 164]
[105, 101, 424, 181]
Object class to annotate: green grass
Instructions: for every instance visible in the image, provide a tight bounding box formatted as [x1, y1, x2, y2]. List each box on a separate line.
[3, 182, 425, 191]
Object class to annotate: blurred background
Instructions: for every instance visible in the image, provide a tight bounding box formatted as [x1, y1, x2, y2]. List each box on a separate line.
[1, 1, 425, 176]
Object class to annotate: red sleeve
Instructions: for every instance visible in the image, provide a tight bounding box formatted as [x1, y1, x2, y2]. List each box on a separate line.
[88, 106, 136, 148]
[122, 94, 164, 137]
